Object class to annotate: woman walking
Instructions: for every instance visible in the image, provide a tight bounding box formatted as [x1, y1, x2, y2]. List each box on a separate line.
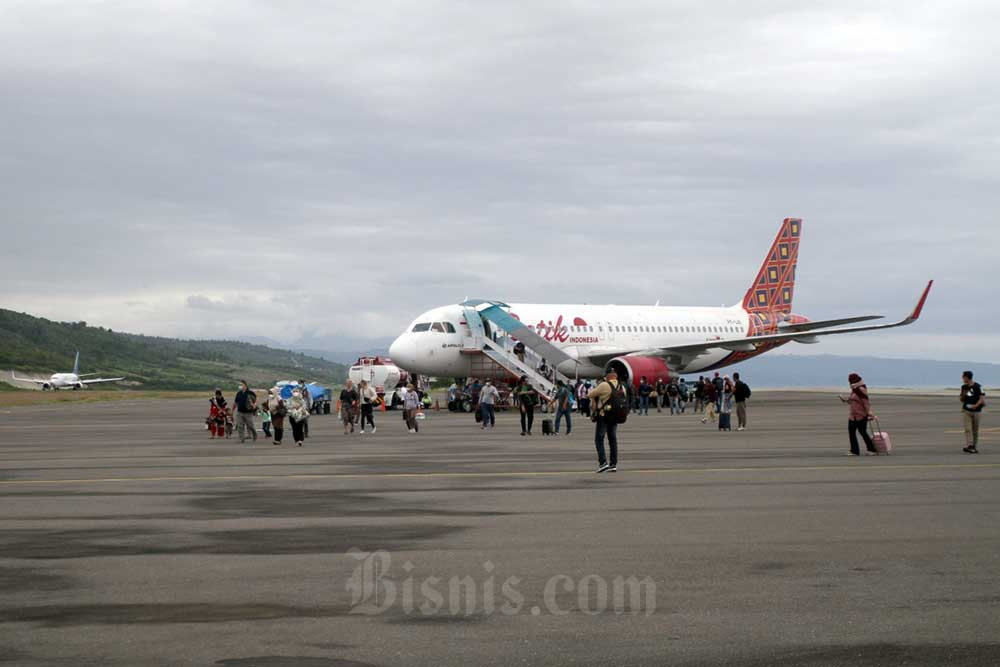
[288, 388, 310, 447]
[402, 383, 422, 433]
[358, 380, 377, 434]
[839, 373, 878, 456]
[718, 376, 734, 431]
[265, 388, 286, 446]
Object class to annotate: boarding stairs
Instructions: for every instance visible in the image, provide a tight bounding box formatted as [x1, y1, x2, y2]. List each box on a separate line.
[460, 301, 574, 400]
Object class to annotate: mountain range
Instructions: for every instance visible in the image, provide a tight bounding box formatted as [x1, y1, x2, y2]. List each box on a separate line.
[0, 309, 347, 390]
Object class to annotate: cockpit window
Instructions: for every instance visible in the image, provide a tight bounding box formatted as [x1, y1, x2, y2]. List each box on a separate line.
[443, 322, 456, 333]
[431, 322, 446, 333]
[412, 323, 432, 332]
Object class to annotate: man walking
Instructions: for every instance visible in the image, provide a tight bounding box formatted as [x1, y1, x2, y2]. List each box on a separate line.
[588, 370, 624, 473]
[667, 380, 680, 415]
[551, 379, 573, 435]
[479, 379, 499, 429]
[733, 372, 752, 431]
[961, 370, 986, 453]
[637, 377, 652, 416]
[516, 377, 539, 436]
[233, 381, 258, 443]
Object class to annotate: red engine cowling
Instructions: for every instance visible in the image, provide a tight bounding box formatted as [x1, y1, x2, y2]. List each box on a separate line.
[606, 356, 671, 389]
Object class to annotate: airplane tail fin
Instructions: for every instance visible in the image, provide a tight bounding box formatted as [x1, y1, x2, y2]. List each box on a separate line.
[742, 217, 801, 315]
[73, 351, 80, 376]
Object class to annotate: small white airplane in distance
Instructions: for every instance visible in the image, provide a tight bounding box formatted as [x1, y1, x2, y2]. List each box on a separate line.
[389, 218, 934, 388]
[12, 351, 125, 390]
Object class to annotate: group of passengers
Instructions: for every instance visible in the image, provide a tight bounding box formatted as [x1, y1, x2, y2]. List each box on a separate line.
[206, 380, 311, 447]
[337, 380, 431, 435]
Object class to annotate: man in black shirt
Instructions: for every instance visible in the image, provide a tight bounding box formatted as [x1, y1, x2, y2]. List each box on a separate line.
[638, 377, 652, 416]
[961, 370, 986, 453]
[233, 381, 258, 443]
[733, 372, 752, 431]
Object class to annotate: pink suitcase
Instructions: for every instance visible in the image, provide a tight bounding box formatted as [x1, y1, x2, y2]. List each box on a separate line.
[871, 419, 892, 454]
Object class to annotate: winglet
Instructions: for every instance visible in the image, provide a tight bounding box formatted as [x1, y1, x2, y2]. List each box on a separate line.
[906, 280, 933, 322]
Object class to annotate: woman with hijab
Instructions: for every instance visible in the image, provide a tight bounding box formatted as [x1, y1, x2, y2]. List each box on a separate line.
[718, 376, 734, 431]
[839, 373, 878, 456]
[358, 380, 377, 434]
[208, 389, 227, 439]
[288, 388, 310, 446]
[402, 383, 422, 433]
[265, 388, 287, 446]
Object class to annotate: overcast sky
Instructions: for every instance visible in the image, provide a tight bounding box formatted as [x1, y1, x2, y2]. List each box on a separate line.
[2, 1, 998, 361]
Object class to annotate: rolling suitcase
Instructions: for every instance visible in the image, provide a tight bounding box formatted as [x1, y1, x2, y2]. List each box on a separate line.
[871, 418, 892, 454]
[718, 412, 732, 431]
[541, 419, 554, 435]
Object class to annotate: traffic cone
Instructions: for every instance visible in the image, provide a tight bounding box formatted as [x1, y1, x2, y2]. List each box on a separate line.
[335, 399, 341, 413]
[434, 399, 440, 411]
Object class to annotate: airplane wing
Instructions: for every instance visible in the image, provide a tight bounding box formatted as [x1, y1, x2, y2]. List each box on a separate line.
[80, 377, 125, 385]
[11, 374, 51, 385]
[777, 315, 883, 332]
[585, 280, 933, 369]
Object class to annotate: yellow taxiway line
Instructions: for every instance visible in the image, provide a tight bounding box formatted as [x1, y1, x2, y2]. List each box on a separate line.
[1, 462, 998, 486]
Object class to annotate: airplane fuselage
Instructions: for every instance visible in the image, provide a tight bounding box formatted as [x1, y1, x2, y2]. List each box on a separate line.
[42, 373, 85, 389]
[389, 302, 792, 380]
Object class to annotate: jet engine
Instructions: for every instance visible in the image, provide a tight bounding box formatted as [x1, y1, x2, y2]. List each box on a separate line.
[606, 356, 672, 388]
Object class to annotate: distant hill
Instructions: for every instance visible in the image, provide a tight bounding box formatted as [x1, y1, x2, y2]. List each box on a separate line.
[237, 334, 395, 365]
[0, 309, 347, 390]
[722, 353, 998, 389]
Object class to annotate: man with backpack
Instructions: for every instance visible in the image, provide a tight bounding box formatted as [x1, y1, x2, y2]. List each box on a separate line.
[667, 380, 681, 415]
[233, 380, 258, 443]
[733, 372, 752, 431]
[588, 369, 627, 473]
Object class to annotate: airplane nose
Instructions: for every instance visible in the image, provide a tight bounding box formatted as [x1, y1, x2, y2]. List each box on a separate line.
[389, 334, 416, 369]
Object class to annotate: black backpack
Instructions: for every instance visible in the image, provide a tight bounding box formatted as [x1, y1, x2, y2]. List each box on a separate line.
[606, 381, 629, 424]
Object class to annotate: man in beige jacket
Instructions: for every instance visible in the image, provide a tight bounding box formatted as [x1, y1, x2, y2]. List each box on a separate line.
[588, 370, 623, 473]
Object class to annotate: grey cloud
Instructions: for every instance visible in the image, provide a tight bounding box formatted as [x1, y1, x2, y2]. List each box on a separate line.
[1, 1, 998, 360]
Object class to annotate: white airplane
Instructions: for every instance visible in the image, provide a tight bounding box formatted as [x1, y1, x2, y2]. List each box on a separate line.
[388, 218, 934, 387]
[12, 351, 125, 390]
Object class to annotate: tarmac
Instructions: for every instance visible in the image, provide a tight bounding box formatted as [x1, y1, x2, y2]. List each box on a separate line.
[0, 392, 998, 666]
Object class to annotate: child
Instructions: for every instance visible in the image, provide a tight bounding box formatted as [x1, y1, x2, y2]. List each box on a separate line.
[224, 408, 235, 438]
[260, 404, 272, 438]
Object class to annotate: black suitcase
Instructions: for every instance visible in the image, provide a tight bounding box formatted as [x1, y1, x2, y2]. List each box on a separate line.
[474, 408, 482, 423]
[542, 419, 554, 435]
[718, 413, 732, 431]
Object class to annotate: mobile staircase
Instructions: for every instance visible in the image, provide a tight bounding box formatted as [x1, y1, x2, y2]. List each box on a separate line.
[459, 300, 575, 401]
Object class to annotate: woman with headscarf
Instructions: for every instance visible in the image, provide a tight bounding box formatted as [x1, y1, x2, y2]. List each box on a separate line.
[208, 389, 227, 439]
[265, 388, 287, 446]
[839, 373, 878, 456]
[402, 383, 422, 433]
[358, 380, 377, 434]
[288, 388, 310, 446]
[718, 376, 734, 431]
